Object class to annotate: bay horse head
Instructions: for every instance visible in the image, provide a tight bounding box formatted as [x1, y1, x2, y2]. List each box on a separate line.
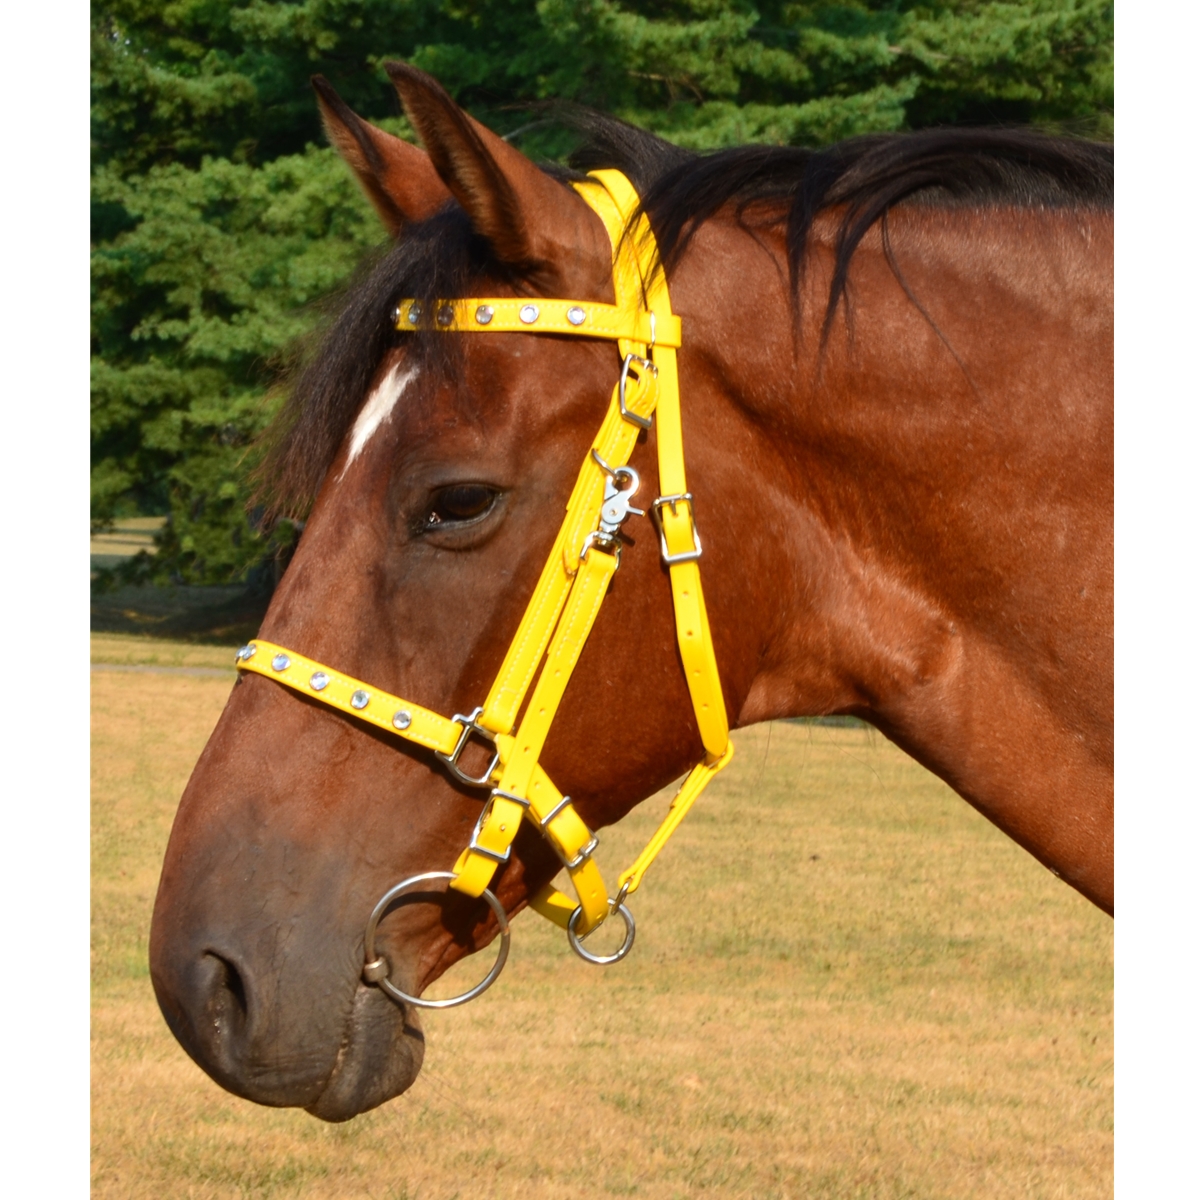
[150, 64, 1113, 1122]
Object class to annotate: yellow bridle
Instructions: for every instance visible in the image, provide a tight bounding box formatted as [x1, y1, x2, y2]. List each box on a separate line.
[235, 170, 733, 999]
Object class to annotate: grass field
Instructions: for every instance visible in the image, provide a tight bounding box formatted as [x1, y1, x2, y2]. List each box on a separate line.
[92, 634, 1112, 1199]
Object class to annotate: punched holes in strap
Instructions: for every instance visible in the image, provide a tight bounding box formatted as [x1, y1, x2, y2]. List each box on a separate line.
[524, 772, 610, 930]
[451, 789, 530, 896]
[451, 552, 617, 893]
[465, 789, 530, 865]
[253, 169, 730, 955]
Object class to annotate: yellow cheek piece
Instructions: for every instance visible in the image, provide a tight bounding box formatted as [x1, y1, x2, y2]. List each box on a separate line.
[236, 169, 732, 963]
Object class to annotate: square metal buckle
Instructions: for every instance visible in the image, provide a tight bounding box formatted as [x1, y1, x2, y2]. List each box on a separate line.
[650, 493, 703, 565]
[618, 354, 656, 430]
[557, 833, 599, 872]
[435, 706, 501, 789]
[465, 788, 531, 865]
[529, 792, 596, 870]
[537, 794, 574, 831]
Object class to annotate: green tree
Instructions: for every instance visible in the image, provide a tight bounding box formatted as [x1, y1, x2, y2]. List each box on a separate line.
[92, 0, 1112, 585]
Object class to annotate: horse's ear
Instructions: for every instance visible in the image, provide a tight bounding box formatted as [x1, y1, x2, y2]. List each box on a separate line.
[383, 61, 609, 282]
[312, 75, 450, 237]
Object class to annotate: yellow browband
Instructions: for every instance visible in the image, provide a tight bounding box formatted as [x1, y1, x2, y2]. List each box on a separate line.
[236, 169, 732, 962]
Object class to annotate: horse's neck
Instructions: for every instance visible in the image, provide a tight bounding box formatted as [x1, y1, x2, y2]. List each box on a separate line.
[693, 204, 1113, 910]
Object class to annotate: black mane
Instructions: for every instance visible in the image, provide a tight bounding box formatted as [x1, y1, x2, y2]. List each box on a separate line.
[261, 115, 1112, 516]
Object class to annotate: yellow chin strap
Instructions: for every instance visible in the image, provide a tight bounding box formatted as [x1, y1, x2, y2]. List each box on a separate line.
[236, 170, 732, 960]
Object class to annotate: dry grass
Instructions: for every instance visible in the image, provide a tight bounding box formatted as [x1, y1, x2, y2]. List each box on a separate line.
[92, 636, 1112, 1199]
[91, 632, 239, 670]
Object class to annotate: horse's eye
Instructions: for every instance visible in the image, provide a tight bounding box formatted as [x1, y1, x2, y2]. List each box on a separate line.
[425, 484, 499, 528]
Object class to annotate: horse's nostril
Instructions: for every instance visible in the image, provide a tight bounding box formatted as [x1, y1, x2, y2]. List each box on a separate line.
[204, 951, 250, 1033]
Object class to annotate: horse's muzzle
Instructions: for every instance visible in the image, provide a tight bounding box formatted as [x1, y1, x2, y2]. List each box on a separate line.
[149, 907, 426, 1120]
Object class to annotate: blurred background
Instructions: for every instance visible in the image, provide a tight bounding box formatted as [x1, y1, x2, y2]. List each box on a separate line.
[90, 0, 1113, 635]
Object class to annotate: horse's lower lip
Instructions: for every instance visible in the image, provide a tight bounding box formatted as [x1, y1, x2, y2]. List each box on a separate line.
[304, 985, 426, 1122]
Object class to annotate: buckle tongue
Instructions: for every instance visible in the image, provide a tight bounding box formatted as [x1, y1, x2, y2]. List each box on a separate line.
[464, 788, 531, 865]
[650, 493, 703, 565]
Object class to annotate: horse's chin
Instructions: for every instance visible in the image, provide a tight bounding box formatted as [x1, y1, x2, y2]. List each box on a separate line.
[303, 987, 426, 1123]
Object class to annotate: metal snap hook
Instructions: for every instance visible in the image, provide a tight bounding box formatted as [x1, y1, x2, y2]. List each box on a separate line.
[362, 870, 511, 1009]
[587, 449, 644, 554]
[566, 902, 636, 965]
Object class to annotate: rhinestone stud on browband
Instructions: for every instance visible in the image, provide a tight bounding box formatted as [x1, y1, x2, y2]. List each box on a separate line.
[567, 306, 586, 326]
[519, 304, 539, 324]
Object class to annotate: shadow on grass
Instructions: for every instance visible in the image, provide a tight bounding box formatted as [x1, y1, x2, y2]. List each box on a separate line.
[91, 581, 272, 645]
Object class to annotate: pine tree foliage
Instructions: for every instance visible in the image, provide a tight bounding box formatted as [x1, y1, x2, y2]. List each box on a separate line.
[92, 0, 1112, 585]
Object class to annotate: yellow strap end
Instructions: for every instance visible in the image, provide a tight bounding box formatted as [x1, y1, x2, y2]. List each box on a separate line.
[448, 849, 492, 898]
[528, 884, 576, 930]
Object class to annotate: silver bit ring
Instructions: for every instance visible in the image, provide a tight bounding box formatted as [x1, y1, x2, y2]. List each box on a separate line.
[362, 870, 510, 1009]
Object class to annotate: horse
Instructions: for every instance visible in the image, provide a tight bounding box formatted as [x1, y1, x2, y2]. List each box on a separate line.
[149, 62, 1113, 1122]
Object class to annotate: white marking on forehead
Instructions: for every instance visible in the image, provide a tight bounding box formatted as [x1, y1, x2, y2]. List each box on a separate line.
[339, 363, 418, 478]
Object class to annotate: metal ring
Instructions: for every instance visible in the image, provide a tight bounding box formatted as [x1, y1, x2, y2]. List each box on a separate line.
[589, 448, 637, 492]
[362, 870, 510, 1009]
[566, 902, 636, 966]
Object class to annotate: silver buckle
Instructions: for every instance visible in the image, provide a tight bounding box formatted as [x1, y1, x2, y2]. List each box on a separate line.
[434, 706, 500, 789]
[618, 354, 656, 430]
[557, 833, 598, 872]
[538, 793, 574, 830]
[650, 493, 702, 565]
[534, 794, 595, 868]
[465, 788, 530, 865]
